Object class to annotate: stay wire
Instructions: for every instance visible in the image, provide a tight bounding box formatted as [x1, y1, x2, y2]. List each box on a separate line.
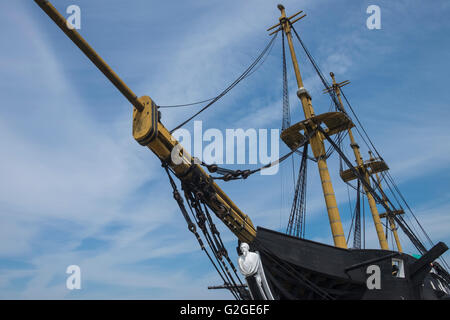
[185, 191, 242, 299]
[170, 33, 278, 133]
[290, 22, 383, 165]
[158, 97, 216, 108]
[163, 164, 240, 299]
[340, 88, 383, 159]
[204, 128, 317, 181]
[319, 126, 428, 254]
[158, 33, 277, 109]
[290, 25, 345, 115]
[384, 171, 450, 271]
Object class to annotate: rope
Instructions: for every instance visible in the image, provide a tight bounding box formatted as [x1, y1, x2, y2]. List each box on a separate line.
[339, 89, 383, 159]
[158, 33, 278, 109]
[158, 97, 216, 108]
[286, 143, 308, 238]
[289, 22, 445, 269]
[281, 31, 291, 131]
[290, 24, 443, 260]
[184, 189, 243, 299]
[318, 125, 429, 254]
[290, 25, 344, 114]
[163, 162, 245, 299]
[202, 128, 317, 181]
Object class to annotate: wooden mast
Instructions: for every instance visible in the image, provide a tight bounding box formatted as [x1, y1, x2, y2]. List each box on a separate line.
[329, 72, 389, 250]
[272, 5, 347, 248]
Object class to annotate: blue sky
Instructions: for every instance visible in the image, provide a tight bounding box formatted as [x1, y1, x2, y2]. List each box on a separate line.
[0, 0, 449, 299]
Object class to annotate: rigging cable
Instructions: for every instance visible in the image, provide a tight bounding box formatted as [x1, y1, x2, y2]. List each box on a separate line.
[159, 32, 278, 109]
[170, 33, 278, 133]
[363, 191, 366, 249]
[290, 23, 359, 166]
[288, 25, 351, 160]
[295, 22, 447, 265]
[353, 180, 362, 249]
[378, 171, 429, 247]
[290, 22, 379, 161]
[184, 189, 244, 298]
[286, 143, 309, 238]
[289, 25, 344, 114]
[281, 31, 291, 131]
[281, 30, 298, 198]
[386, 171, 435, 246]
[385, 169, 450, 271]
[158, 97, 216, 109]
[202, 128, 317, 181]
[345, 180, 355, 245]
[163, 163, 245, 299]
[288, 24, 426, 254]
[340, 89, 383, 160]
[377, 161, 449, 270]
[289, 20, 387, 174]
[318, 125, 429, 254]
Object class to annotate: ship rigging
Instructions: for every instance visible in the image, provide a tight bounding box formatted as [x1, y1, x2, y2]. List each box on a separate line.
[34, 1, 450, 300]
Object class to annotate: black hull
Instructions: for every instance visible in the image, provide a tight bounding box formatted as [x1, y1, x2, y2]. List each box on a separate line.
[246, 227, 449, 300]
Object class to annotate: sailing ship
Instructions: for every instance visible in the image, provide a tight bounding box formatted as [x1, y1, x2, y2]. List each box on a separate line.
[34, 1, 450, 300]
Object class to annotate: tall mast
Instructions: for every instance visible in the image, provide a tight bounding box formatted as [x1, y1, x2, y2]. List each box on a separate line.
[273, 5, 347, 248]
[329, 73, 389, 250]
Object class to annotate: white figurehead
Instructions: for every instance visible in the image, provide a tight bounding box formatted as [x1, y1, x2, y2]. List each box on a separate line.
[237, 242, 274, 300]
[238, 242, 260, 277]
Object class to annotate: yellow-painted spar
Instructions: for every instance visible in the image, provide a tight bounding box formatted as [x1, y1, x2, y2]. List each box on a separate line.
[34, 0, 256, 243]
[328, 73, 389, 250]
